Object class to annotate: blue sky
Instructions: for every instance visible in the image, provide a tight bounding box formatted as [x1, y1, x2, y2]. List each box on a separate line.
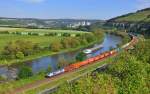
[0, 0, 150, 20]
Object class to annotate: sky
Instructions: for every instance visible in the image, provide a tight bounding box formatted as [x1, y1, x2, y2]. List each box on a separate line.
[0, 0, 150, 20]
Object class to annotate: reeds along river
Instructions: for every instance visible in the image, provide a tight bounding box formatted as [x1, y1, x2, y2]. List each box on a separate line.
[0, 34, 122, 80]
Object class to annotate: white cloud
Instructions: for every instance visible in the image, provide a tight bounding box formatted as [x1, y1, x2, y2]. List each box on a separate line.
[136, 0, 150, 9]
[18, 0, 46, 3]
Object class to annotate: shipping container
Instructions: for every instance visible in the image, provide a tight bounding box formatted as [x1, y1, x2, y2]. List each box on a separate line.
[104, 52, 110, 57]
[99, 54, 105, 59]
[94, 56, 100, 61]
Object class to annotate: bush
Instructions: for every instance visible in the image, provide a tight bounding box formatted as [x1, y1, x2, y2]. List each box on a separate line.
[50, 40, 62, 52]
[76, 52, 86, 61]
[81, 33, 96, 43]
[18, 66, 33, 79]
[57, 57, 68, 69]
[2, 40, 37, 59]
[61, 37, 80, 49]
[46, 65, 52, 73]
[62, 33, 70, 37]
[16, 52, 24, 59]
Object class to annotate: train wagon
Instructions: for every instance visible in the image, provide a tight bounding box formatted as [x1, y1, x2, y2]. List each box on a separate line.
[87, 57, 95, 63]
[99, 54, 105, 59]
[94, 56, 101, 61]
[110, 50, 117, 55]
[70, 63, 81, 69]
[104, 52, 110, 57]
[74, 61, 88, 68]
[81, 60, 89, 65]
[46, 69, 65, 78]
[64, 64, 76, 72]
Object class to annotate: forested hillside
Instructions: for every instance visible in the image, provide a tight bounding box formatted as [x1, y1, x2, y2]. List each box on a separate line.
[106, 8, 150, 35]
[109, 8, 150, 23]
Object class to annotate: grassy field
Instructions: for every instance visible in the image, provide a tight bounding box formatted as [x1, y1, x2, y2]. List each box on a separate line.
[0, 27, 88, 51]
[0, 34, 62, 51]
[0, 27, 86, 34]
[0, 27, 87, 52]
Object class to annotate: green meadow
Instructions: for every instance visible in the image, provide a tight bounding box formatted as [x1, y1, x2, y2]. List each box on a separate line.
[0, 27, 87, 52]
[0, 27, 102, 66]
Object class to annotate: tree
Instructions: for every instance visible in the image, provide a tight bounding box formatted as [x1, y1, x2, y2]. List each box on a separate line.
[55, 74, 116, 94]
[61, 37, 71, 48]
[46, 65, 52, 73]
[107, 52, 149, 94]
[93, 29, 104, 39]
[57, 57, 68, 69]
[76, 52, 86, 61]
[18, 66, 33, 79]
[16, 51, 24, 59]
[2, 40, 35, 59]
[50, 40, 62, 52]
[81, 33, 96, 43]
[61, 37, 80, 49]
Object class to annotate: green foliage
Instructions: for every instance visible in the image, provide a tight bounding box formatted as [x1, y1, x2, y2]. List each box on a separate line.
[45, 65, 52, 73]
[0, 75, 7, 81]
[16, 51, 24, 59]
[57, 57, 68, 69]
[61, 37, 80, 48]
[55, 38, 150, 94]
[76, 52, 86, 61]
[50, 40, 62, 52]
[2, 40, 36, 58]
[93, 29, 105, 39]
[112, 8, 150, 22]
[83, 33, 96, 43]
[55, 74, 116, 94]
[130, 39, 150, 64]
[18, 66, 33, 79]
[76, 26, 90, 31]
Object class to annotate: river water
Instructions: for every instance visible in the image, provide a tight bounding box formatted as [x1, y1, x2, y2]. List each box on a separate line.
[0, 34, 122, 80]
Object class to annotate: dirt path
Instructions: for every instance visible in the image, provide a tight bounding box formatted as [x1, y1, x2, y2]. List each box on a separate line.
[10, 72, 68, 94]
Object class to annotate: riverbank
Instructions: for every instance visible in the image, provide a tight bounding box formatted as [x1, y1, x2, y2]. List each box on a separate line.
[105, 30, 131, 46]
[0, 33, 104, 66]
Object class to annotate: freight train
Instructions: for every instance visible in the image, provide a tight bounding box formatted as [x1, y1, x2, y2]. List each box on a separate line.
[46, 35, 137, 78]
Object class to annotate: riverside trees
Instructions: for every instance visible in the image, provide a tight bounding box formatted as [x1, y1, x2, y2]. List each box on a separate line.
[2, 40, 40, 59]
[0, 32, 103, 61]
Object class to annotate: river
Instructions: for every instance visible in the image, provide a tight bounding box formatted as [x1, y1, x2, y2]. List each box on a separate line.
[0, 34, 122, 80]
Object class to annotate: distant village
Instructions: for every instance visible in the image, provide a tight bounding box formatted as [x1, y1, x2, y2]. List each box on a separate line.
[67, 21, 91, 28]
[0, 18, 94, 29]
